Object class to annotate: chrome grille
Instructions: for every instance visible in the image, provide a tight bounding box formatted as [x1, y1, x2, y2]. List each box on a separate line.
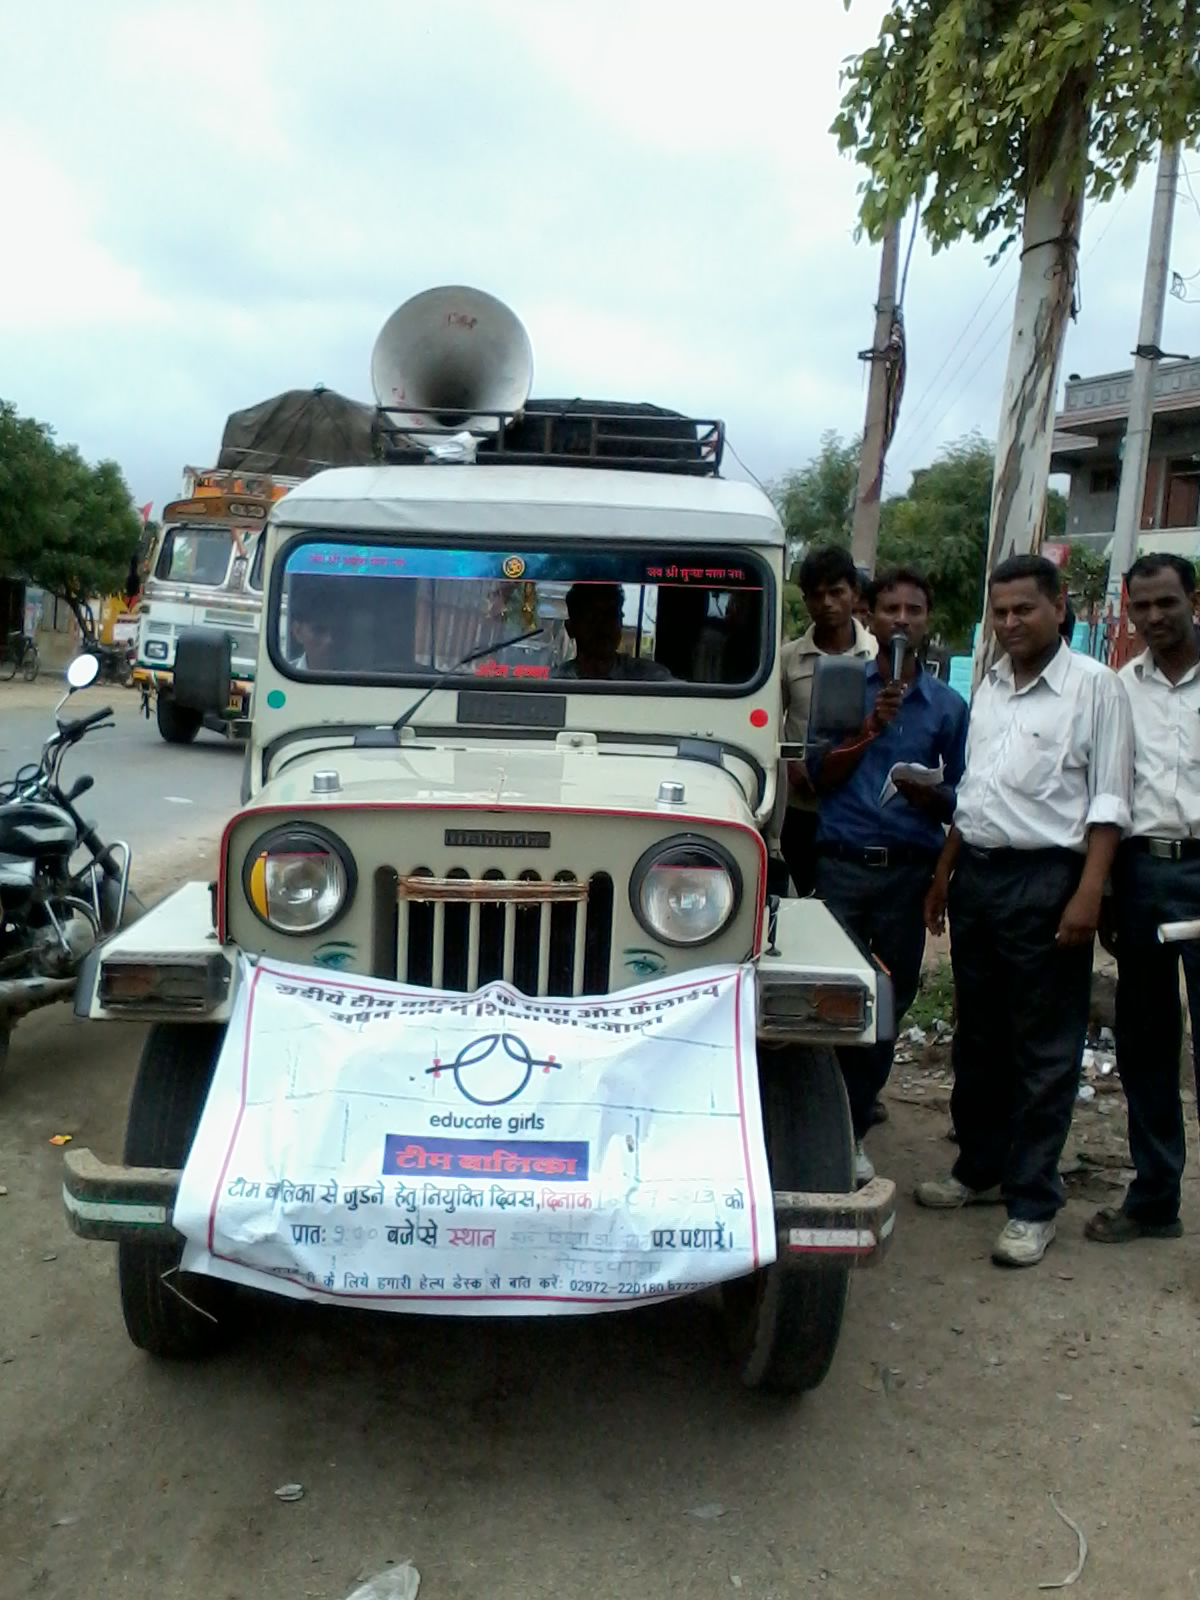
[375, 867, 614, 996]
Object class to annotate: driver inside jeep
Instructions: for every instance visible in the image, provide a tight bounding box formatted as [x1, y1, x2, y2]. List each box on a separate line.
[288, 581, 342, 672]
[555, 584, 674, 683]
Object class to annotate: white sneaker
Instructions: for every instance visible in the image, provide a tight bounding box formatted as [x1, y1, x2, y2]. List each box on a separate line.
[914, 1174, 1003, 1209]
[854, 1142, 875, 1188]
[991, 1218, 1056, 1267]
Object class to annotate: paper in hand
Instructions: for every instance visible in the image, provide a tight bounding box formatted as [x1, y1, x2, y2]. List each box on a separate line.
[880, 760, 944, 806]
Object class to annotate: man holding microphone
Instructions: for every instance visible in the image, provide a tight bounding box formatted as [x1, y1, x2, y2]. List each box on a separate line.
[809, 566, 968, 1186]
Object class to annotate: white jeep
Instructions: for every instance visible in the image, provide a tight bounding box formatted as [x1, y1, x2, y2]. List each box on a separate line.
[64, 293, 895, 1393]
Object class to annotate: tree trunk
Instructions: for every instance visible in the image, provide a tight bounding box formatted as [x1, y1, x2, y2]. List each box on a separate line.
[60, 590, 95, 643]
[973, 80, 1089, 684]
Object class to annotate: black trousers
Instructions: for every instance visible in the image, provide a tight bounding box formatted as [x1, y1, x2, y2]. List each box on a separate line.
[780, 807, 819, 897]
[948, 848, 1092, 1221]
[815, 854, 934, 1140]
[1112, 848, 1200, 1226]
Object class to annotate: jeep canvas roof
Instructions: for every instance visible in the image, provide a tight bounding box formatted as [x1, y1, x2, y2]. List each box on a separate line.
[271, 465, 785, 547]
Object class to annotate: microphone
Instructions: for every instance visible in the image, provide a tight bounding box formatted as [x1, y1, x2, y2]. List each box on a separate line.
[889, 628, 909, 682]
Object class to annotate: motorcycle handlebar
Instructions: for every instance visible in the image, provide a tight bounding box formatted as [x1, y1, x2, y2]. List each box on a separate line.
[58, 706, 114, 740]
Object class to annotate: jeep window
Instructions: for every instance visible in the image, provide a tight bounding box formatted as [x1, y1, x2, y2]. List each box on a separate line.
[273, 539, 769, 689]
[154, 526, 235, 587]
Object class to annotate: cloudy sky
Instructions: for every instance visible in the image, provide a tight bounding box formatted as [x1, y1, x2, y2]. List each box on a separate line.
[3, 0, 1199, 516]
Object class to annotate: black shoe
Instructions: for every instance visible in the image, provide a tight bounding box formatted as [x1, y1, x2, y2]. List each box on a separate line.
[1084, 1206, 1182, 1243]
[866, 1097, 889, 1128]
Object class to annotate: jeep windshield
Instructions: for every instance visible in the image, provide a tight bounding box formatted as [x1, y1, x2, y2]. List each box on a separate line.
[271, 538, 771, 692]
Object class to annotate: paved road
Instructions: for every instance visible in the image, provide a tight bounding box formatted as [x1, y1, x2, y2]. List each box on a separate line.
[0, 682, 242, 869]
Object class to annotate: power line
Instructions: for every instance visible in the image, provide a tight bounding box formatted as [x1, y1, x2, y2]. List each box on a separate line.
[898, 195, 922, 309]
[1078, 182, 1134, 269]
[896, 249, 1019, 444]
[900, 284, 1020, 462]
[1169, 160, 1200, 298]
[901, 313, 1016, 465]
[898, 189, 1134, 470]
[1178, 161, 1200, 214]
[722, 434, 770, 496]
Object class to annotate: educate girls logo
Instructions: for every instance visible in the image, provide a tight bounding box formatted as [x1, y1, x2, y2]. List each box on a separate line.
[427, 1033, 562, 1106]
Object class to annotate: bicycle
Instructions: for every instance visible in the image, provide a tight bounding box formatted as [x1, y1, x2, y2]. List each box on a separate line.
[0, 630, 40, 683]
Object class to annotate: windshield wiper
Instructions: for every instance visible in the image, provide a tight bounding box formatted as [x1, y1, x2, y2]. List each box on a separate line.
[391, 628, 544, 735]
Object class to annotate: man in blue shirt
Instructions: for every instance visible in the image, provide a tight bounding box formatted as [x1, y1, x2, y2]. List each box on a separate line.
[811, 566, 969, 1185]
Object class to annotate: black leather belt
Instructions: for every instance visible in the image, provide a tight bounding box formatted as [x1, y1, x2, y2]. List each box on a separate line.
[816, 842, 940, 869]
[963, 844, 1081, 866]
[1125, 836, 1200, 861]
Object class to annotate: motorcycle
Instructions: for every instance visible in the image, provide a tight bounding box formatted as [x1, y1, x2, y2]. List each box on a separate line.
[83, 636, 135, 687]
[0, 655, 136, 1069]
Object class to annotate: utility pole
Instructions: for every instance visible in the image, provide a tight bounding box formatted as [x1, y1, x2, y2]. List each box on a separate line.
[850, 219, 902, 575]
[1104, 142, 1180, 615]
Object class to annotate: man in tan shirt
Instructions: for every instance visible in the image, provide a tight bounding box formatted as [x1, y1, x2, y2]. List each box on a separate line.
[780, 546, 877, 895]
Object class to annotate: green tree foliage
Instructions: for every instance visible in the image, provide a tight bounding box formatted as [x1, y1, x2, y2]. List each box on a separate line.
[1063, 540, 1108, 608]
[878, 435, 995, 643]
[773, 430, 859, 555]
[0, 400, 142, 631]
[777, 431, 1067, 648]
[833, 1, 1200, 251]
[1045, 488, 1067, 543]
[781, 581, 808, 641]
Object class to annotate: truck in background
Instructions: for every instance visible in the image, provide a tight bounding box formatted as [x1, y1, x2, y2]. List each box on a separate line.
[135, 469, 292, 743]
[137, 387, 380, 744]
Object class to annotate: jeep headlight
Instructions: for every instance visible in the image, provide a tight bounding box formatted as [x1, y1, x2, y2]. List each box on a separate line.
[243, 825, 355, 933]
[630, 836, 742, 947]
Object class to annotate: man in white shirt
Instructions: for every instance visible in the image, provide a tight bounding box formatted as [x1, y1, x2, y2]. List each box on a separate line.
[1087, 553, 1200, 1244]
[918, 554, 1134, 1267]
[780, 547, 877, 896]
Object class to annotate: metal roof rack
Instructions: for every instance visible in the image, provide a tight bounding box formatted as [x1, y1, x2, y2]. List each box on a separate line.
[372, 400, 724, 477]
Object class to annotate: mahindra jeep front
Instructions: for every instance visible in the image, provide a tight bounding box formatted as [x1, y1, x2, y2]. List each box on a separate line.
[67, 465, 895, 1392]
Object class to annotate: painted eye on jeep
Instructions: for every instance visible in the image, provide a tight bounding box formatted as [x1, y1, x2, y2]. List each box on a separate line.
[623, 948, 666, 977]
[629, 836, 741, 948]
[243, 825, 356, 933]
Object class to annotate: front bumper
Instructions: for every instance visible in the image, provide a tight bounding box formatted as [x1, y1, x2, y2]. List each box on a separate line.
[134, 667, 253, 714]
[62, 1149, 896, 1268]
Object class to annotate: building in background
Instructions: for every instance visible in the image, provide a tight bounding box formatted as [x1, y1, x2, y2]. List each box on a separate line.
[1052, 360, 1200, 559]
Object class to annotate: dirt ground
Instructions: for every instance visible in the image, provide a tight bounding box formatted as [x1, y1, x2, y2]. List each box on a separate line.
[4, 922, 1200, 1600]
[0, 829, 1196, 1599]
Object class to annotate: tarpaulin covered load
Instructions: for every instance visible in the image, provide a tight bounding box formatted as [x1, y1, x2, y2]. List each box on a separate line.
[217, 386, 377, 480]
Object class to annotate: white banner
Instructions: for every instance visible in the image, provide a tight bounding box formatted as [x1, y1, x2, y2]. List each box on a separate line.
[174, 957, 774, 1315]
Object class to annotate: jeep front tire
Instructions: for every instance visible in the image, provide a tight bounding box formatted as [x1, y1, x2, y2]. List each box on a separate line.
[722, 1043, 853, 1394]
[118, 1022, 238, 1358]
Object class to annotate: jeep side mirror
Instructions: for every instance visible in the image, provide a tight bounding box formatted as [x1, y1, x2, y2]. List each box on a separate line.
[173, 628, 232, 716]
[806, 654, 868, 745]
